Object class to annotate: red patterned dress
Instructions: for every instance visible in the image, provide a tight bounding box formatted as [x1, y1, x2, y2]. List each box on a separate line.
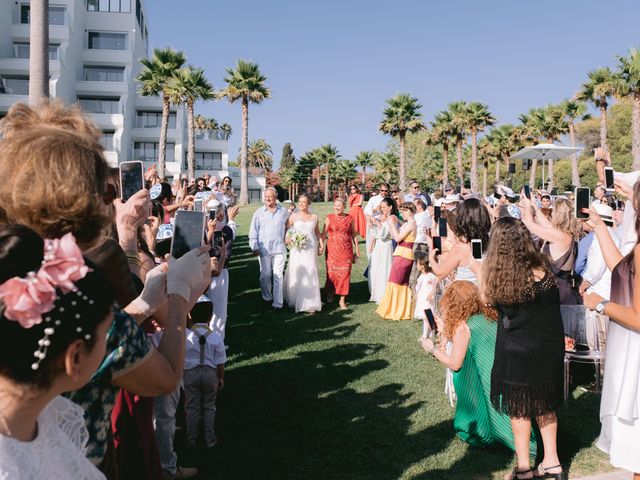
[348, 193, 367, 238]
[325, 213, 354, 296]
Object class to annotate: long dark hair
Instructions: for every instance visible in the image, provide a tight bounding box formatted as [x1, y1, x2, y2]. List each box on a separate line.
[482, 217, 552, 305]
[381, 197, 399, 217]
[454, 198, 491, 251]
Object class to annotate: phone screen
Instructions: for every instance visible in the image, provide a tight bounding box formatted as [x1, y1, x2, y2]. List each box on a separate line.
[120, 161, 143, 202]
[194, 199, 203, 212]
[472, 239, 482, 259]
[171, 211, 205, 259]
[213, 230, 223, 247]
[508, 163, 516, 174]
[209, 210, 217, 221]
[425, 309, 437, 334]
[493, 191, 502, 200]
[575, 187, 591, 220]
[438, 217, 447, 237]
[432, 236, 442, 253]
[604, 167, 615, 191]
[524, 185, 531, 199]
[434, 206, 441, 222]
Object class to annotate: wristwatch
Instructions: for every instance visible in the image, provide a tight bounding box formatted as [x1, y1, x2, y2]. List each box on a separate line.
[595, 300, 610, 314]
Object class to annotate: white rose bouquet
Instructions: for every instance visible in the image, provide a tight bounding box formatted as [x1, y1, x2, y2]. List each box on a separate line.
[287, 229, 309, 250]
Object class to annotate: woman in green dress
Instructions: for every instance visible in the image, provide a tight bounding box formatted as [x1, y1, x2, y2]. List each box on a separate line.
[420, 280, 537, 455]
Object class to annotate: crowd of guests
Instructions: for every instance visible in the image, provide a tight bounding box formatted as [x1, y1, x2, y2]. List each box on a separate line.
[357, 161, 637, 479]
[0, 102, 240, 480]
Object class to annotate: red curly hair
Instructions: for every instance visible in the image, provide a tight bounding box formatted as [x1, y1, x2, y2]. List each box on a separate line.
[440, 280, 497, 340]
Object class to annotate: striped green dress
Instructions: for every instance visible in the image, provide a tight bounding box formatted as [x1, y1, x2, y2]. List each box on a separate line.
[453, 314, 537, 455]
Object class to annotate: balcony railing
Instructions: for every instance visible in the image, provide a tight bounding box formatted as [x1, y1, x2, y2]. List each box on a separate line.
[195, 130, 231, 141]
[0, 77, 29, 95]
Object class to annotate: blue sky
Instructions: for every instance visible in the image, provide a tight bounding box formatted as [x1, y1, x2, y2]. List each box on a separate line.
[147, 0, 640, 166]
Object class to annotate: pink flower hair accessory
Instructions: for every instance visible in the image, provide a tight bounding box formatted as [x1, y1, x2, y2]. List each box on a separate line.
[0, 232, 91, 329]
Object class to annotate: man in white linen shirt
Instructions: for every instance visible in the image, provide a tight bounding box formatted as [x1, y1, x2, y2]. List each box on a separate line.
[579, 203, 619, 352]
[248, 188, 289, 309]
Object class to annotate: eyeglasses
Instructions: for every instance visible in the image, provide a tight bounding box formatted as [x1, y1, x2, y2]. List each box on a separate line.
[102, 183, 117, 205]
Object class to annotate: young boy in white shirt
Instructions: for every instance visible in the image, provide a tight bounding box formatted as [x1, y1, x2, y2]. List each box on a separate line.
[183, 296, 226, 450]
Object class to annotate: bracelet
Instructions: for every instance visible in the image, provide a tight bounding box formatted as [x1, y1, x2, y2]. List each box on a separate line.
[125, 253, 142, 268]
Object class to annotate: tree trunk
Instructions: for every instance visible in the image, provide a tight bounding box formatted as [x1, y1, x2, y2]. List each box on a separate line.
[470, 129, 478, 192]
[569, 123, 580, 187]
[456, 138, 463, 187]
[324, 163, 330, 202]
[495, 156, 501, 184]
[529, 159, 538, 188]
[29, 0, 49, 105]
[398, 132, 407, 192]
[632, 94, 640, 170]
[442, 143, 449, 189]
[361, 168, 366, 188]
[157, 94, 170, 179]
[187, 100, 195, 180]
[482, 162, 488, 197]
[600, 104, 608, 150]
[239, 98, 250, 205]
[547, 159, 554, 192]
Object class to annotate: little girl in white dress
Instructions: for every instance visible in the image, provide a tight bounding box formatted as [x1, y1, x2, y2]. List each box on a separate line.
[414, 256, 437, 319]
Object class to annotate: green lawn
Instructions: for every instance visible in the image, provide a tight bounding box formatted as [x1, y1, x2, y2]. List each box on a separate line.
[198, 202, 611, 480]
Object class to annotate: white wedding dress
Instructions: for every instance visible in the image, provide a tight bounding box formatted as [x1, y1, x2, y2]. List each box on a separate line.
[284, 217, 322, 313]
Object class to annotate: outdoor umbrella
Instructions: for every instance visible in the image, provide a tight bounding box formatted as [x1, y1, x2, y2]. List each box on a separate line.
[510, 143, 582, 189]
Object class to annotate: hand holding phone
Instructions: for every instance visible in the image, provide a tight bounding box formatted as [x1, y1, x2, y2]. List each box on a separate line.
[171, 211, 206, 259]
[425, 309, 438, 336]
[574, 187, 591, 220]
[432, 236, 442, 254]
[604, 167, 615, 192]
[438, 217, 447, 238]
[120, 161, 144, 202]
[471, 239, 482, 260]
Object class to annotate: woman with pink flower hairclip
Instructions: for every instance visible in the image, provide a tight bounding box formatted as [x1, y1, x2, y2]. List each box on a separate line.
[0, 224, 114, 479]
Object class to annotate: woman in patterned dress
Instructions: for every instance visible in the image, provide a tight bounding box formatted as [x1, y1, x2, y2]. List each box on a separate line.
[321, 198, 359, 310]
[376, 202, 417, 320]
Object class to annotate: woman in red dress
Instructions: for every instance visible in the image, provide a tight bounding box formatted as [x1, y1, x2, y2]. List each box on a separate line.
[322, 198, 359, 310]
[348, 185, 367, 238]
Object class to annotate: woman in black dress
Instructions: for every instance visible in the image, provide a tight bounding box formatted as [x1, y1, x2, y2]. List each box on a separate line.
[482, 217, 565, 480]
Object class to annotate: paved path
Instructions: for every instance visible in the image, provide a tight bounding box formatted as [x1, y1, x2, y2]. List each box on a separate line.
[574, 471, 631, 480]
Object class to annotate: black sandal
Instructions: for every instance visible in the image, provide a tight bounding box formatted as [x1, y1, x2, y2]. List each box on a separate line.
[507, 467, 533, 480]
[533, 464, 565, 480]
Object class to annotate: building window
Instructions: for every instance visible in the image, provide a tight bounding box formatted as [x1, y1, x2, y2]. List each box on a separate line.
[87, 0, 131, 12]
[83, 66, 125, 82]
[100, 131, 115, 150]
[20, 4, 67, 25]
[135, 111, 176, 129]
[88, 32, 127, 50]
[0, 76, 29, 95]
[78, 96, 120, 114]
[185, 152, 223, 171]
[133, 142, 175, 163]
[13, 43, 60, 60]
[249, 190, 262, 203]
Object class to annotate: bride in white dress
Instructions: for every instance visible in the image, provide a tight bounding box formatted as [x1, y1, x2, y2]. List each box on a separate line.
[284, 194, 323, 313]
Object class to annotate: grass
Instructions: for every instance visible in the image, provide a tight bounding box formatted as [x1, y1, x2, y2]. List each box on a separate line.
[194, 202, 612, 480]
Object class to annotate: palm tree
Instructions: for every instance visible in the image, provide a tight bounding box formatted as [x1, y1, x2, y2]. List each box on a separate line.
[519, 108, 544, 187]
[166, 66, 215, 179]
[137, 47, 186, 179]
[466, 102, 496, 192]
[297, 151, 318, 191]
[538, 104, 569, 190]
[430, 110, 454, 187]
[29, 0, 49, 104]
[317, 144, 341, 200]
[447, 101, 470, 187]
[374, 152, 398, 183]
[355, 151, 374, 187]
[485, 124, 515, 185]
[218, 59, 271, 205]
[617, 48, 640, 169]
[576, 67, 621, 151]
[379, 93, 425, 192]
[560, 99, 590, 186]
[478, 137, 498, 196]
[246, 139, 273, 172]
[333, 159, 358, 197]
[220, 123, 233, 140]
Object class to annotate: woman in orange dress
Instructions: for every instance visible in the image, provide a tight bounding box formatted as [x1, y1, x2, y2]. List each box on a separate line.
[348, 185, 367, 238]
[322, 198, 359, 310]
[376, 202, 417, 320]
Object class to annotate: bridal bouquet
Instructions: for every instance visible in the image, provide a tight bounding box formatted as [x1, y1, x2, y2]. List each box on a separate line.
[287, 229, 309, 250]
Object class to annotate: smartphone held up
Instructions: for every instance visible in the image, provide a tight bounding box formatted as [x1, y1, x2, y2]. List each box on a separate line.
[170, 210, 206, 259]
[119, 161, 144, 202]
[574, 187, 591, 220]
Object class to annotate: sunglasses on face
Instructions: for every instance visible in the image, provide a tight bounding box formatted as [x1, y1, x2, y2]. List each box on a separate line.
[102, 183, 117, 205]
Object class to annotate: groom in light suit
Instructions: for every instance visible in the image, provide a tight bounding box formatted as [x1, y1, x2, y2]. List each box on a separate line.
[249, 188, 289, 309]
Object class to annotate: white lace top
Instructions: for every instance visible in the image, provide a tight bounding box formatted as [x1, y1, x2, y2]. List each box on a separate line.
[0, 396, 105, 480]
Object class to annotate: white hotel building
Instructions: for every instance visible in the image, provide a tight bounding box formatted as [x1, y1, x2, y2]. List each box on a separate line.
[0, 0, 265, 202]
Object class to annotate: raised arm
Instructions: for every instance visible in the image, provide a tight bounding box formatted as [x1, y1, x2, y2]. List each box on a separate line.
[420, 323, 470, 372]
[388, 217, 414, 243]
[429, 241, 465, 279]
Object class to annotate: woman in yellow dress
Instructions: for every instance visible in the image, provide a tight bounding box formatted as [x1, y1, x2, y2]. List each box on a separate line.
[376, 202, 417, 320]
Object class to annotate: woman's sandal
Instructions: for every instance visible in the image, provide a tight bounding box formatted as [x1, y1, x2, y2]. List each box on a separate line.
[507, 467, 533, 480]
[533, 464, 565, 480]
